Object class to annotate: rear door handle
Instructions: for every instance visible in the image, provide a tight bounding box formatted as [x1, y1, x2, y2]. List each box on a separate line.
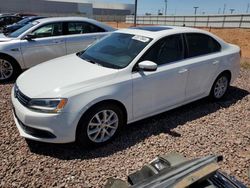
[212, 60, 220, 65]
[178, 68, 188, 74]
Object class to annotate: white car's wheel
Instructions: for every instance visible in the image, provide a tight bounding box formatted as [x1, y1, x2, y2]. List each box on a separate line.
[76, 103, 125, 147]
[0, 55, 20, 83]
[210, 73, 230, 100]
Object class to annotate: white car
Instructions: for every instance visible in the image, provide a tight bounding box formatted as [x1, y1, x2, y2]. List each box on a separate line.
[11, 26, 240, 146]
[0, 17, 114, 82]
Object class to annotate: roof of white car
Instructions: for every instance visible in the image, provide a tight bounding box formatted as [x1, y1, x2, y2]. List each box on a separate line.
[116, 26, 209, 39]
[35, 17, 115, 31]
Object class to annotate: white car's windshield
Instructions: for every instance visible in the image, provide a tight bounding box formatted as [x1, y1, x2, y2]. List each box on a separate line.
[8, 21, 39, 38]
[78, 33, 152, 69]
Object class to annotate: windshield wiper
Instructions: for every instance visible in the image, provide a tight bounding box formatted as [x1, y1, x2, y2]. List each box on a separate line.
[82, 57, 103, 67]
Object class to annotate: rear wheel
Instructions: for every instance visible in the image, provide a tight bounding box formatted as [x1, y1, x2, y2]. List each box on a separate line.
[0, 55, 21, 83]
[210, 73, 230, 100]
[76, 103, 125, 147]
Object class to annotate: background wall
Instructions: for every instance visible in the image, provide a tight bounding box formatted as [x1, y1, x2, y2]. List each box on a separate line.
[126, 14, 250, 28]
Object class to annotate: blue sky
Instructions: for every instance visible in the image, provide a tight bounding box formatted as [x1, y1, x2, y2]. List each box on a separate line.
[99, 0, 250, 15]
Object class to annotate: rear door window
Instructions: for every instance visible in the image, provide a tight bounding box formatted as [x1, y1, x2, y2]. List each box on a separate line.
[67, 22, 105, 35]
[185, 33, 221, 58]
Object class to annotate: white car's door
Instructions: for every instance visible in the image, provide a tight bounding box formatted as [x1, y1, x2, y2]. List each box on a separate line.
[184, 33, 221, 100]
[20, 22, 66, 68]
[64, 21, 108, 54]
[132, 34, 188, 119]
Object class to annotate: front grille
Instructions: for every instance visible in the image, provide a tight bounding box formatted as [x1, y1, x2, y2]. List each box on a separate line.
[14, 85, 31, 106]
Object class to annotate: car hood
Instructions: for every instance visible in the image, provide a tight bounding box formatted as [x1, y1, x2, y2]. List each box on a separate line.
[0, 33, 13, 42]
[16, 54, 119, 98]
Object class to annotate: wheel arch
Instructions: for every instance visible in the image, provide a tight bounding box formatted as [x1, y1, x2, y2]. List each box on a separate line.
[0, 52, 22, 70]
[75, 99, 128, 134]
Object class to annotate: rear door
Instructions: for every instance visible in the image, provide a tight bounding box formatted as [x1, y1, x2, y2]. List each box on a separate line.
[20, 22, 66, 68]
[184, 33, 222, 100]
[65, 21, 108, 54]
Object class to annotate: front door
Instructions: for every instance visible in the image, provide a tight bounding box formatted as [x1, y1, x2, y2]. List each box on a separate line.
[20, 22, 66, 68]
[132, 34, 188, 119]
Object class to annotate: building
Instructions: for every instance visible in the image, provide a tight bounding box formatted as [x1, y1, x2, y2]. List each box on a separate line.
[0, 0, 135, 20]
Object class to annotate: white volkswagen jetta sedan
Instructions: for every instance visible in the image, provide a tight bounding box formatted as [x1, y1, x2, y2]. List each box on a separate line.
[11, 26, 240, 146]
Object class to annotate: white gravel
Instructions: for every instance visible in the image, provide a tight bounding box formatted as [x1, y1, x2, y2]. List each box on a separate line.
[0, 69, 249, 187]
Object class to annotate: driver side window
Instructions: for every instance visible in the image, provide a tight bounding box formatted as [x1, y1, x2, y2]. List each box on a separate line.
[32, 23, 63, 38]
[140, 34, 184, 66]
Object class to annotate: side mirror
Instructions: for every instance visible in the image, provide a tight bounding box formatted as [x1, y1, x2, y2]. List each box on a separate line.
[24, 33, 36, 40]
[138, 61, 157, 72]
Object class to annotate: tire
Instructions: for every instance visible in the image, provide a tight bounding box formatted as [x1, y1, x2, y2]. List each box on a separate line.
[209, 73, 230, 101]
[76, 103, 125, 147]
[0, 55, 21, 83]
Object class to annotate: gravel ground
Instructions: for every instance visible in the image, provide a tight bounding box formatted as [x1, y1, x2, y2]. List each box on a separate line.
[0, 69, 249, 187]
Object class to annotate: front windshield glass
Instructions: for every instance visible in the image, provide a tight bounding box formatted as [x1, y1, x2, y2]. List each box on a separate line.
[8, 21, 38, 38]
[17, 17, 32, 25]
[78, 33, 152, 69]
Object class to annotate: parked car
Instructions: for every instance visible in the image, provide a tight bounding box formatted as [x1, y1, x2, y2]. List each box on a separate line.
[105, 153, 247, 188]
[3, 16, 46, 34]
[11, 26, 240, 145]
[0, 17, 115, 82]
[14, 13, 37, 17]
[0, 15, 23, 29]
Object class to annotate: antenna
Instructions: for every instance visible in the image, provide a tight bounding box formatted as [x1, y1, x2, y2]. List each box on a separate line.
[247, 3, 250, 13]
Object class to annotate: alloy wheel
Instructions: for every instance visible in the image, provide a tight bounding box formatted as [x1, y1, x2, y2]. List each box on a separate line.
[214, 76, 228, 99]
[87, 110, 119, 143]
[0, 58, 13, 80]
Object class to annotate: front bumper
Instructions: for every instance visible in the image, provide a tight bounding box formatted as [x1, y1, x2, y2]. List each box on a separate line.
[11, 88, 79, 144]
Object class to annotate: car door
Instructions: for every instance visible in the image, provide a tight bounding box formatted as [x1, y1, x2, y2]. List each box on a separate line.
[132, 34, 188, 119]
[184, 33, 221, 100]
[65, 21, 107, 54]
[20, 22, 66, 68]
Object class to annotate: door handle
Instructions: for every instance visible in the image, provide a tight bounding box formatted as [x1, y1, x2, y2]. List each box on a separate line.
[178, 68, 188, 74]
[53, 39, 64, 44]
[212, 60, 220, 65]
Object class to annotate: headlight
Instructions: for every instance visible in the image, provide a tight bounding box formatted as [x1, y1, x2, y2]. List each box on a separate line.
[28, 98, 68, 113]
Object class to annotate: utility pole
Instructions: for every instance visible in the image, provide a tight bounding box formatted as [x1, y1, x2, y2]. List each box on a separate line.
[230, 9, 235, 14]
[247, 3, 250, 13]
[223, 4, 226, 14]
[134, 0, 137, 26]
[218, 8, 221, 14]
[165, 0, 168, 15]
[194, 6, 199, 15]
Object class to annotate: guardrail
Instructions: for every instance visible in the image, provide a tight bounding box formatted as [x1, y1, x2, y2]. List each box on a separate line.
[126, 14, 250, 28]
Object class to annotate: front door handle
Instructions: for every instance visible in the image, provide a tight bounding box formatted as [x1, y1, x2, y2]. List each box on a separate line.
[178, 68, 188, 74]
[53, 39, 64, 44]
[212, 60, 220, 65]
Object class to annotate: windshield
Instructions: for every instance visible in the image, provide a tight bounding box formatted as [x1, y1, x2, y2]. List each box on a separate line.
[78, 33, 152, 69]
[17, 17, 33, 25]
[8, 21, 38, 38]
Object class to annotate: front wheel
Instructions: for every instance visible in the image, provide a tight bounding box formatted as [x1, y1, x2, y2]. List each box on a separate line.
[76, 103, 125, 147]
[210, 73, 230, 101]
[0, 56, 20, 83]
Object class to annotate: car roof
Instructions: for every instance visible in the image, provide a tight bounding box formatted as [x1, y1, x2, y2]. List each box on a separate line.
[116, 26, 212, 39]
[36, 17, 115, 31]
